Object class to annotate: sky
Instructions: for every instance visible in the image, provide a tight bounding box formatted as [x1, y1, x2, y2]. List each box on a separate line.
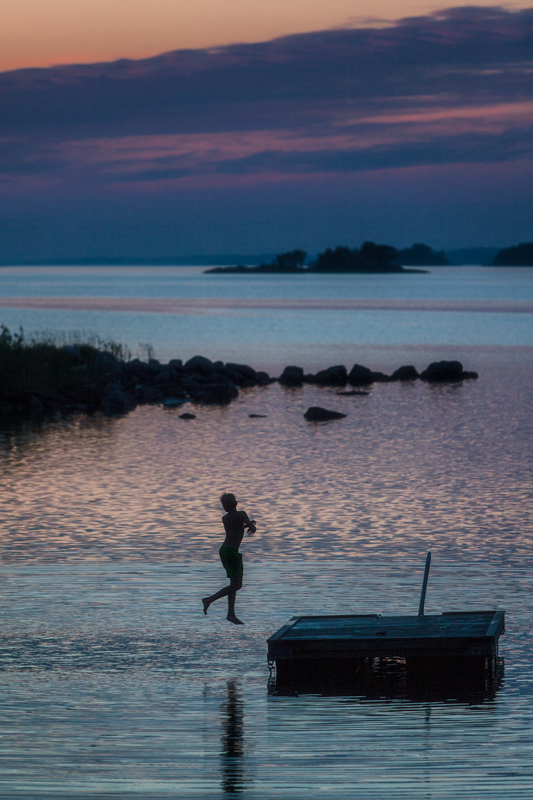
[0, 3, 532, 261]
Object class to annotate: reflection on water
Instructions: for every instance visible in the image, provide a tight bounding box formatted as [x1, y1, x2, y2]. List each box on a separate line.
[1, 361, 531, 565]
[270, 653, 505, 703]
[220, 681, 246, 795]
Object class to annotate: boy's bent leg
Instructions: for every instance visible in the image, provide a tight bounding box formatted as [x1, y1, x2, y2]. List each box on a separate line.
[202, 584, 230, 614]
[202, 578, 242, 614]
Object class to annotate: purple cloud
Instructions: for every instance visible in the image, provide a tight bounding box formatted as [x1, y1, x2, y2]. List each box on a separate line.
[0, 6, 532, 259]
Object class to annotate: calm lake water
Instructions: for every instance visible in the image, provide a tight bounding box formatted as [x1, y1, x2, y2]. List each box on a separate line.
[1, 266, 533, 798]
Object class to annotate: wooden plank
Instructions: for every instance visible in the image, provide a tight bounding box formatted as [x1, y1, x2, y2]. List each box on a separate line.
[267, 616, 301, 644]
[442, 610, 497, 615]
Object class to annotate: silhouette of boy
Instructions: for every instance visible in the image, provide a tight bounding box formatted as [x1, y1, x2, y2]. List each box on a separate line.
[202, 493, 256, 625]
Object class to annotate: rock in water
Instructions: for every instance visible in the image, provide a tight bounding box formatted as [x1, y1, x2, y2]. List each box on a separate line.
[100, 388, 135, 416]
[304, 406, 347, 421]
[179, 412, 196, 419]
[279, 366, 305, 386]
[390, 365, 420, 381]
[347, 364, 374, 385]
[184, 355, 215, 375]
[420, 360, 477, 382]
[163, 397, 186, 407]
[312, 365, 348, 386]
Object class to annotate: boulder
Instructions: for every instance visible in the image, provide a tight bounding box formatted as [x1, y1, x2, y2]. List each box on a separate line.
[224, 363, 257, 387]
[304, 406, 347, 421]
[249, 413, 267, 418]
[255, 371, 272, 386]
[312, 365, 348, 386]
[142, 359, 164, 378]
[179, 412, 196, 420]
[279, 366, 305, 386]
[348, 364, 374, 385]
[225, 363, 257, 383]
[181, 375, 205, 394]
[163, 397, 187, 408]
[153, 368, 182, 385]
[420, 360, 465, 382]
[123, 358, 153, 380]
[137, 385, 167, 403]
[184, 355, 215, 375]
[462, 370, 479, 380]
[193, 380, 239, 405]
[100, 388, 136, 416]
[390, 365, 419, 381]
[370, 371, 390, 382]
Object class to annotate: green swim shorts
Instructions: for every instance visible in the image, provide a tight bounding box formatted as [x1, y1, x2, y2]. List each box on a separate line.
[219, 545, 243, 581]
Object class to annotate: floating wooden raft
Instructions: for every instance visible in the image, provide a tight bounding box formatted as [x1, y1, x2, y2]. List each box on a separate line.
[267, 554, 505, 691]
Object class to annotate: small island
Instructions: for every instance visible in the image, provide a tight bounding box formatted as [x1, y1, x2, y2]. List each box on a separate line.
[205, 242, 430, 274]
[491, 243, 533, 266]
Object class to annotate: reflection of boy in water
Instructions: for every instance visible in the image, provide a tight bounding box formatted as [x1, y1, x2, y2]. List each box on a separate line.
[202, 493, 256, 625]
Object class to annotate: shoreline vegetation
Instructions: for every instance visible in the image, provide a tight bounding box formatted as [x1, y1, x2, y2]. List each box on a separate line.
[0, 326, 478, 421]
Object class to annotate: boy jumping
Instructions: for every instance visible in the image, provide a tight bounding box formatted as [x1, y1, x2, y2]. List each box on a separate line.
[202, 493, 256, 625]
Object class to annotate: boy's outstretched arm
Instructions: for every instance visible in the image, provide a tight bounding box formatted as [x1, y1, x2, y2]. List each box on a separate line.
[240, 511, 257, 535]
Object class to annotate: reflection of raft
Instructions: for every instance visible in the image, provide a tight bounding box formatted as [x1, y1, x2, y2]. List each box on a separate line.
[267, 554, 505, 693]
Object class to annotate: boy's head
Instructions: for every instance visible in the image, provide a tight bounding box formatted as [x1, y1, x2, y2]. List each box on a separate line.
[220, 492, 238, 512]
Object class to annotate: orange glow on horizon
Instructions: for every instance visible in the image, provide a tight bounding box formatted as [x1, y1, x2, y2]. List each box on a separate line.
[2, 0, 530, 72]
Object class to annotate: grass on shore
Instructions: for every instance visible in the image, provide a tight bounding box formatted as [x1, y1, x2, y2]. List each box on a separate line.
[0, 325, 131, 395]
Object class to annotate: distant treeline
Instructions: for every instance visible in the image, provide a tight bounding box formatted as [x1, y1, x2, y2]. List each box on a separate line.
[3, 242, 531, 269]
[206, 240, 533, 274]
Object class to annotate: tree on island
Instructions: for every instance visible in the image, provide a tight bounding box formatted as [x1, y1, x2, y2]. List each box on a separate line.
[310, 241, 403, 273]
[397, 243, 450, 266]
[205, 249, 306, 273]
[258, 249, 307, 271]
[492, 243, 533, 266]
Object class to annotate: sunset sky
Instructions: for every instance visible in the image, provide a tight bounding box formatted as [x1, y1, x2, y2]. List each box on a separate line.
[1, 3, 532, 261]
[5, 0, 531, 73]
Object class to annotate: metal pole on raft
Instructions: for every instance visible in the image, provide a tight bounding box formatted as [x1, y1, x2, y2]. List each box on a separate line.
[418, 551, 431, 618]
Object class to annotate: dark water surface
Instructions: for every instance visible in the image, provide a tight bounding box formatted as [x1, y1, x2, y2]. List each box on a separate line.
[1, 357, 533, 797]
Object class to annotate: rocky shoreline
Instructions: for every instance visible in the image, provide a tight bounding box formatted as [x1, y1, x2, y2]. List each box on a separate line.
[0, 348, 478, 420]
